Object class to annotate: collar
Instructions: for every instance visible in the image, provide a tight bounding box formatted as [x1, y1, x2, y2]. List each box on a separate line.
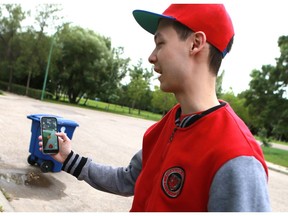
[175, 102, 226, 128]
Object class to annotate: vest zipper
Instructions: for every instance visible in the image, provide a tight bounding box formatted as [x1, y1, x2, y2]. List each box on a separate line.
[169, 127, 178, 143]
[162, 127, 178, 160]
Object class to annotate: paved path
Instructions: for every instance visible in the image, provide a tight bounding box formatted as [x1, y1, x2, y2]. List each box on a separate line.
[0, 92, 287, 212]
[270, 143, 288, 151]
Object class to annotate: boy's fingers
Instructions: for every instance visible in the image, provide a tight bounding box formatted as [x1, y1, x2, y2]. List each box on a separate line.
[56, 132, 69, 142]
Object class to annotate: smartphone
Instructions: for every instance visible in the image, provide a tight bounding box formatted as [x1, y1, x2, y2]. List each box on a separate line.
[40, 116, 59, 154]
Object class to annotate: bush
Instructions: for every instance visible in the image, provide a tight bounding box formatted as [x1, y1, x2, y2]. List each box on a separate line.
[258, 128, 272, 147]
[0, 81, 53, 99]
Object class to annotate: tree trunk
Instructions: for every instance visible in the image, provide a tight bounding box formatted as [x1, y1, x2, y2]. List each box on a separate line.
[7, 65, 13, 92]
[26, 70, 32, 95]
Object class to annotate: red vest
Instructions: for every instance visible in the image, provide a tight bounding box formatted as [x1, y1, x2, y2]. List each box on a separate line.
[130, 103, 268, 212]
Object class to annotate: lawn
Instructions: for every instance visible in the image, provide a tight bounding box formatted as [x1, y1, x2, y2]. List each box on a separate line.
[83, 99, 162, 121]
[262, 146, 288, 168]
[48, 97, 163, 122]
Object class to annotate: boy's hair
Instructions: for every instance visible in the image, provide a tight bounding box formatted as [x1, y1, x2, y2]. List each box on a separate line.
[172, 21, 233, 75]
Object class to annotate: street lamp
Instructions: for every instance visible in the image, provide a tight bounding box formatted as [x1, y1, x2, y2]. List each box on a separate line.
[41, 36, 55, 101]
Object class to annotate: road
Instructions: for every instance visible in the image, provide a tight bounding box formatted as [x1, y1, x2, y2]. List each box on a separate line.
[0, 92, 287, 212]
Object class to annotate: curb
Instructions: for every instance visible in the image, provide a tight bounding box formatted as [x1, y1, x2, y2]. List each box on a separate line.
[266, 161, 288, 175]
[0, 189, 14, 212]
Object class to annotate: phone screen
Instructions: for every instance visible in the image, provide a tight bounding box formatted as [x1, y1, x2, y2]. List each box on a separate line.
[41, 117, 59, 154]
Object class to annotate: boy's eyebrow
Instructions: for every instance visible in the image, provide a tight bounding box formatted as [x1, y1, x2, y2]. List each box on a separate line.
[154, 33, 159, 42]
[154, 32, 162, 42]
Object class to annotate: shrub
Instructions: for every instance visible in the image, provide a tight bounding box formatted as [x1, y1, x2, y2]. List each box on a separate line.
[0, 81, 53, 99]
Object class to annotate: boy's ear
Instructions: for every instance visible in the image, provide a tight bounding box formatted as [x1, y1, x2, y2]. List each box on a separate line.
[190, 31, 207, 54]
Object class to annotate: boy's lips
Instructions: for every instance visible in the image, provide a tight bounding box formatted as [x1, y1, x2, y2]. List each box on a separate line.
[154, 67, 161, 74]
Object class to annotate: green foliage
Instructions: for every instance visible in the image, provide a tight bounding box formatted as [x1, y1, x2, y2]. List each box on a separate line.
[0, 4, 26, 91]
[258, 128, 272, 147]
[220, 90, 251, 127]
[276, 36, 288, 86]
[243, 37, 288, 141]
[126, 60, 153, 114]
[53, 96, 162, 121]
[151, 86, 177, 115]
[97, 46, 129, 103]
[54, 24, 129, 104]
[216, 70, 225, 97]
[0, 81, 53, 99]
[0, 4, 63, 95]
[262, 146, 288, 168]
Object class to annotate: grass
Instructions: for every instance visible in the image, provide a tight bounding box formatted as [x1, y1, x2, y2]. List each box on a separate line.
[262, 146, 288, 168]
[255, 135, 288, 146]
[84, 99, 162, 121]
[46, 97, 162, 122]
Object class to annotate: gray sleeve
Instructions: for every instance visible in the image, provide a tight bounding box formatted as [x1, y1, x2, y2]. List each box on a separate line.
[61, 149, 142, 197]
[208, 156, 271, 212]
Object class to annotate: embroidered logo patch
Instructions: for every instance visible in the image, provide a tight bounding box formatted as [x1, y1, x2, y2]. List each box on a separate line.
[162, 167, 185, 198]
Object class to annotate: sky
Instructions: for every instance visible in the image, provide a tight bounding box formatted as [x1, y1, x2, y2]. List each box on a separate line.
[4, 0, 288, 94]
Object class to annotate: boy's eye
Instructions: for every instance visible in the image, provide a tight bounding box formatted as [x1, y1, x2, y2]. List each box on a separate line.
[156, 41, 164, 46]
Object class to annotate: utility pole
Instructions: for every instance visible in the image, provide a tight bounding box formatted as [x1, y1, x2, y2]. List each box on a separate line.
[41, 36, 54, 101]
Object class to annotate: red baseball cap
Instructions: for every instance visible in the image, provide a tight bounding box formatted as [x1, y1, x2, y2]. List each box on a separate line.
[133, 4, 234, 58]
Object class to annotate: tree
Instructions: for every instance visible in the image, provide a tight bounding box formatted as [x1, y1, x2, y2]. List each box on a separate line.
[216, 70, 225, 97]
[244, 66, 281, 136]
[0, 3, 64, 96]
[273, 35, 288, 141]
[96, 46, 130, 104]
[221, 89, 251, 128]
[11, 30, 43, 85]
[275, 36, 288, 86]
[24, 4, 63, 95]
[151, 86, 177, 115]
[0, 4, 25, 91]
[243, 35, 288, 141]
[126, 60, 153, 114]
[55, 24, 113, 104]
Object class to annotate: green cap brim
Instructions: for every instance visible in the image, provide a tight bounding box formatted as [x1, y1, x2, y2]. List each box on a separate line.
[133, 9, 175, 35]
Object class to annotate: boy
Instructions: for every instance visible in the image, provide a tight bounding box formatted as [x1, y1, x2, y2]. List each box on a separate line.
[40, 4, 271, 212]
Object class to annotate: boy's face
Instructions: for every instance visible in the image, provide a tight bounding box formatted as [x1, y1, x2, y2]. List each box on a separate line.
[149, 19, 194, 94]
